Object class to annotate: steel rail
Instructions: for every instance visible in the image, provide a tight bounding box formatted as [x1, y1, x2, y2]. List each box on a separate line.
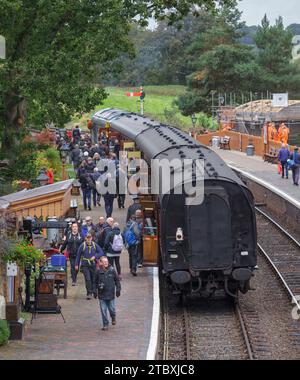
[183, 305, 191, 360]
[235, 301, 254, 360]
[255, 207, 300, 249]
[257, 243, 300, 315]
[255, 208, 300, 314]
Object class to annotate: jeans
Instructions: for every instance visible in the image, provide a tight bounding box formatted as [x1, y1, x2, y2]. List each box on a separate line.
[137, 241, 143, 265]
[292, 165, 300, 184]
[99, 299, 116, 327]
[82, 188, 92, 210]
[104, 194, 115, 217]
[81, 264, 96, 295]
[108, 256, 121, 276]
[117, 194, 126, 208]
[128, 245, 138, 271]
[92, 189, 101, 207]
[69, 256, 78, 283]
[280, 161, 288, 178]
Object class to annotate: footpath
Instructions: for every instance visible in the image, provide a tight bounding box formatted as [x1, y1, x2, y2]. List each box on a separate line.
[0, 199, 154, 360]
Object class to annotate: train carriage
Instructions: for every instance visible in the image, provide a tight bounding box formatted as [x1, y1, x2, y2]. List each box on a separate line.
[92, 109, 257, 297]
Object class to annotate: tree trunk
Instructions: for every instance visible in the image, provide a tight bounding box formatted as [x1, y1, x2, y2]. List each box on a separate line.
[1, 93, 26, 158]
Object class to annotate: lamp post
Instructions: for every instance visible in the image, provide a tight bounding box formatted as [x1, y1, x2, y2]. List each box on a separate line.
[60, 145, 69, 180]
[36, 169, 49, 187]
[191, 113, 197, 129]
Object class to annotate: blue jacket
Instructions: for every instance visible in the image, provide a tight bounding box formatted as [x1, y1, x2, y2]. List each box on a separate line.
[290, 151, 300, 165]
[76, 241, 104, 267]
[278, 148, 290, 162]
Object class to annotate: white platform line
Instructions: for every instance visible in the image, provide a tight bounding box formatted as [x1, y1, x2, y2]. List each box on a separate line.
[229, 164, 300, 210]
[146, 267, 160, 360]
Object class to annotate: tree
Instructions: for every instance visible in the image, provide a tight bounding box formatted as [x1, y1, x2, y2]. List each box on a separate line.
[176, 1, 258, 115]
[0, 1, 133, 157]
[0, 0, 237, 158]
[253, 15, 300, 93]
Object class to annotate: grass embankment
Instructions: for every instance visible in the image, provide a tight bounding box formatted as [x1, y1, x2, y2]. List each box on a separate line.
[69, 85, 196, 131]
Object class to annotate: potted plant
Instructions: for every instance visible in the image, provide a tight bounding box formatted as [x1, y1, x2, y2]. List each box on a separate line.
[3, 241, 45, 270]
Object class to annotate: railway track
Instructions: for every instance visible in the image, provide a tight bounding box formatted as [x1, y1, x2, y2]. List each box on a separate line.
[256, 207, 300, 317]
[161, 283, 254, 360]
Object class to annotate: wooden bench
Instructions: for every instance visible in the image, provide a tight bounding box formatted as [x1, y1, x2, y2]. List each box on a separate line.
[220, 137, 231, 150]
[263, 153, 278, 164]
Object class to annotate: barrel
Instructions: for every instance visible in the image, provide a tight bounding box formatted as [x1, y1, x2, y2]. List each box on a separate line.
[47, 217, 60, 245]
[246, 145, 254, 156]
[212, 136, 220, 148]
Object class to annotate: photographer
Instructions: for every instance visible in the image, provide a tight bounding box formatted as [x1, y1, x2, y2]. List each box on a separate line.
[94, 256, 121, 331]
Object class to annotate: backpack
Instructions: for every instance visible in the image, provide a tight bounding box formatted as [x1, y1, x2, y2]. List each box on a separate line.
[124, 223, 137, 247]
[111, 233, 123, 252]
[83, 242, 96, 252]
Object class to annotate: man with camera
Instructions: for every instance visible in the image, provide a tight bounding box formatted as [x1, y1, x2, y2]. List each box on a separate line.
[94, 256, 121, 331]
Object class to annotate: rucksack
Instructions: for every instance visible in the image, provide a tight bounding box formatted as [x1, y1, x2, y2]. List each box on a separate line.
[124, 223, 137, 247]
[111, 233, 123, 252]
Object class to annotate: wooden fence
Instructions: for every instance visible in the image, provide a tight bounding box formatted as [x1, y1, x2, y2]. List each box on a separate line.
[196, 130, 297, 157]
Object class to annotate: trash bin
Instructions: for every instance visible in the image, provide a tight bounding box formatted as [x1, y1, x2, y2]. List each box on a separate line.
[246, 144, 254, 156]
[212, 136, 220, 148]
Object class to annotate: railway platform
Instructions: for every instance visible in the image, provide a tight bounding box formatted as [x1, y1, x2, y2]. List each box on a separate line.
[0, 201, 159, 360]
[212, 148, 300, 207]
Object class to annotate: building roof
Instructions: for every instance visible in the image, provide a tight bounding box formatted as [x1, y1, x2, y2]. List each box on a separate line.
[0, 180, 73, 205]
[235, 99, 300, 121]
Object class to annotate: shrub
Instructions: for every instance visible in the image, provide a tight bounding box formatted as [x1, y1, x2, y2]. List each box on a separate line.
[0, 320, 10, 346]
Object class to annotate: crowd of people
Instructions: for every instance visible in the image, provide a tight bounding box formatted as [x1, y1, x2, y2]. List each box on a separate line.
[57, 125, 132, 217]
[278, 144, 300, 186]
[59, 202, 143, 330]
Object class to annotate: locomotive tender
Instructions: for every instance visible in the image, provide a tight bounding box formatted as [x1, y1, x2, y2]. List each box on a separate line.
[93, 109, 257, 297]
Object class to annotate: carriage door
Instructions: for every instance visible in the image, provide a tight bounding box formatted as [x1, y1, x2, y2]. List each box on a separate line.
[186, 187, 232, 270]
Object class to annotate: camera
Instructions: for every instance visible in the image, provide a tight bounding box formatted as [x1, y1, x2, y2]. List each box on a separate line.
[98, 282, 105, 292]
[176, 227, 184, 242]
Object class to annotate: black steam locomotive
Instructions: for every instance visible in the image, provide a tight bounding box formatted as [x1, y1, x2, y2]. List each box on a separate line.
[93, 109, 257, 297]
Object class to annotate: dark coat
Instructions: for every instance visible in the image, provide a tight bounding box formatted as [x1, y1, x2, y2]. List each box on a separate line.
[71, 148, 81, 164]
[126, 202, 142, 223]
[104, 227, 124, 255]
[94, 265, 121, 300]
[97, 223, 112, 248]
[60, 232, 83, 257]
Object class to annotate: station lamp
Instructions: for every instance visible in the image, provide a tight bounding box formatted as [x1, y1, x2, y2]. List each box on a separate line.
[59, 144, 69, 163]
[36, 169, 49, 187]
[191, 113, 197, 129]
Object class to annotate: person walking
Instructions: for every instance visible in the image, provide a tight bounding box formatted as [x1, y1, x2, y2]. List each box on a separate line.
[94, 256, 121, 331]
[72, 125, 81, 144]
[71, 144, 81, 171]
[278, 143, 290, 179]
[126, 196, 142, 223]
[75, 233, 104, 300]
[290, 147, 300, 186]
[81, 216, 96, 239]
[124, 215, 142, 277]
[92, 167, 101, 207]
[104, 222, 124, 280]
[135, 210, 144, 268]
[98, 217, 114, 249]
[60, 222, 83, 286]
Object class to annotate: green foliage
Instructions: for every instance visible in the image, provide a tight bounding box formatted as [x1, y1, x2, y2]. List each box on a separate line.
[35, 148, 61, 179]
[0, 320, 10, 346]
[253, 15, 300, 94]
[177, 9, 300, 116]
[71, 85, 195, 131]
[3, 240, 45, 270]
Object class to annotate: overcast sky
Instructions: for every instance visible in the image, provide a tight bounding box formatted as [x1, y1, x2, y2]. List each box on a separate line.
[238, 0, 300, 26]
